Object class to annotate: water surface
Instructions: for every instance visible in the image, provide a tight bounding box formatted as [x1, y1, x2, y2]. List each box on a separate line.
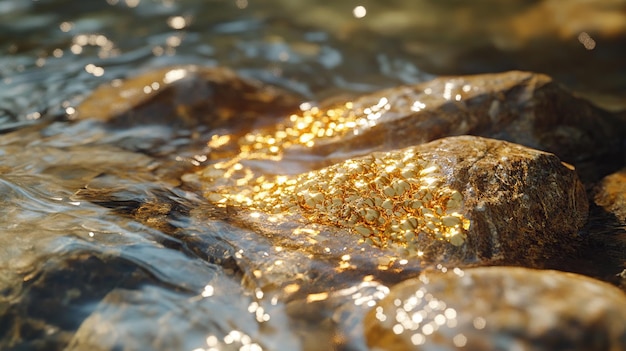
[1, 1, 625, 350]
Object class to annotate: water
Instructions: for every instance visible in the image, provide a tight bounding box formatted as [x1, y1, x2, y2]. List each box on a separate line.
[1, 1, 625, 350]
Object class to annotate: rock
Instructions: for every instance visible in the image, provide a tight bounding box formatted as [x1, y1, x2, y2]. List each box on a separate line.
[205, 70, 624, 182]
[202, 136, 587, 265]
[74, 65, 301, 131]
[364, 266, 626, 351]
[303, 71, 624, 180]
[594, 168, 626, 284]
[66, 283, 301, 351]
[595, 168, 626, 223]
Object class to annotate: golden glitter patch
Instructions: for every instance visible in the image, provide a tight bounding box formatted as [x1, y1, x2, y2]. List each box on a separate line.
[201, 97, 470, 251]
[233, 99, 386, 160]
[204, 148, 469, 250]
[291, 151, 470, 250]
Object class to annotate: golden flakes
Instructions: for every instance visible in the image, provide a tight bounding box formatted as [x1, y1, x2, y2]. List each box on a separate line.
[287, 152, 469, 249]
[205, 147, 469, 250]
[201, 98, 470, 252]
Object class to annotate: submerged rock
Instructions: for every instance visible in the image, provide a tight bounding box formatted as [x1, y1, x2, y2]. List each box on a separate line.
[364, 266, 626, 351]
[74, 65, 301, 131]
[202, 136, 587, 265]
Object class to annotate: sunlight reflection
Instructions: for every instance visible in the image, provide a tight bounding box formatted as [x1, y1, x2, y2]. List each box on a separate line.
[201, 284, 214, 297]
[353, 6, 367, 19]
[85, 64, 105, 77]
[59, 21, 73, 32]
[236, 0, 248, 9]
[163, 68, 187, 83]
[167, 15, 187, 29]
[124, 0, 141, 8]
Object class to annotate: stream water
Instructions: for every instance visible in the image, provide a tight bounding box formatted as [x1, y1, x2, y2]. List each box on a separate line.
[1, 1, 625, 350]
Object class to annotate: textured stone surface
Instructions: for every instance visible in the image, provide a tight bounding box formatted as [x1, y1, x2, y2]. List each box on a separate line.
[202, 136, 588, 265]
[364, 266, 626, 351]
[596, 168, 626, 223]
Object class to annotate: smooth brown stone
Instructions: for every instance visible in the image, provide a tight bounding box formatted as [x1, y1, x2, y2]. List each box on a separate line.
[365, 266, 626, 351]
[595, 168, 626, 223]
[74, 65, 301, 131]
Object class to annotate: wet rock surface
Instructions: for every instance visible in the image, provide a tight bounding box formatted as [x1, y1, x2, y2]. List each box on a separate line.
[4, 1, 626, 350]
[364, 266, 626, 351]
[202, 135, 588, 266]
[74, 65, 301, 131]
[596, 168, 626, 224]
[308, 71, 625, 182]
[203, 70, 625, 182]
[594, 168, 626, 292]
[0, 64, 625, 350]
[71, 65, 302, 163]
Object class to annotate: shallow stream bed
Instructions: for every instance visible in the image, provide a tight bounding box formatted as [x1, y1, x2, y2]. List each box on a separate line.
[1, 1, 626, 350]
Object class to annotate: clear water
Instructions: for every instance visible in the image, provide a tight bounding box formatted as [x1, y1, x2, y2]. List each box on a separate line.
[0, 1, 624, 350]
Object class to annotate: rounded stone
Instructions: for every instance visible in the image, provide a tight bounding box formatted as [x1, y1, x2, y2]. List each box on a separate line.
[595, 168, 626, 223]
[364, 266, 626, 351]
[75, 65, 300, 130]
[301, 71, 624, 182]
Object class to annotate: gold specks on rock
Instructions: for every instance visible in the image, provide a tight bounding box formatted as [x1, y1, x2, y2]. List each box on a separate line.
[234, 101, 368, 160]
[205, 146, 470, 251]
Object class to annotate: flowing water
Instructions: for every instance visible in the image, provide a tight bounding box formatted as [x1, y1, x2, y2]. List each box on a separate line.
[1, 1, 625, 350]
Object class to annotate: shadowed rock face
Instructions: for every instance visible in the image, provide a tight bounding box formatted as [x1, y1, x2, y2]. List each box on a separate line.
[364, 266, 626, 351]
[594, 167, 626, 290]
[400, 136, 588, 264]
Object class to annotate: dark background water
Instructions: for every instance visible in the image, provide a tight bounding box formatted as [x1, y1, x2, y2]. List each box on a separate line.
[3, 0, 625, 131]
[0, 0, 437, 131]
